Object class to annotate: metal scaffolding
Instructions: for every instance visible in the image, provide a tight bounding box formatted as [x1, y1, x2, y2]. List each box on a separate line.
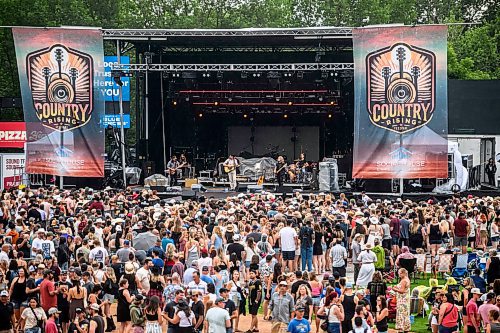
[111, 63, 354, 72]
[102, 27, 353, 40]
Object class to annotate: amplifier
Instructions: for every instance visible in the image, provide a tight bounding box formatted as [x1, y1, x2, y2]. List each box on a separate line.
[185, 178, 198, 188]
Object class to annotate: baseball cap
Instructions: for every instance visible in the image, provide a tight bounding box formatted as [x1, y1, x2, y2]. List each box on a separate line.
[471, 288, 482, 295]
[0, 290, 8, 297]
[202, 266, 209, 272]
[215, 296, 225, 303]
[89, 303, 100, 311]
[219, 287, 229, 293]
[295, 306, 305, 312]
[279, 281, 288, 286]
[48, 307, 61, 315]
[75, 307, 84, 313]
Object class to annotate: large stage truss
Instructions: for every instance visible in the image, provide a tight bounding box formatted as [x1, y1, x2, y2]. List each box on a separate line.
[102, 27, 353, 40]
[111, 62, 354, 72]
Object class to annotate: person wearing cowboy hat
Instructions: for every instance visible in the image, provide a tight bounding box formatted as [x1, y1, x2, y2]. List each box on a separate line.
[356, 243, 377, 288]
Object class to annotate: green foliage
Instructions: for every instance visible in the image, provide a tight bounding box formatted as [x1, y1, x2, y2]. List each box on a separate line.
[0, 0, 497, 122]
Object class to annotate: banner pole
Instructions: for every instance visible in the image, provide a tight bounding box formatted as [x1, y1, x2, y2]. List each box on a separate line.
[117, 40, 127, 188]
[399, 134, 403, 195]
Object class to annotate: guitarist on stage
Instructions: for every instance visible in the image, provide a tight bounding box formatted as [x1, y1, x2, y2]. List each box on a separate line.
[166, 155, 180, 186]
[223, 154, 239, 191]
[274, 155, 287, 187]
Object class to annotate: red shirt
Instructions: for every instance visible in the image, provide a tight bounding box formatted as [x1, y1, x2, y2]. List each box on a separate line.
[39, 279, 57, 312]
[45, 318, 58, 333]
[466, 299, 479, 326]
[453, 218, 469, 237]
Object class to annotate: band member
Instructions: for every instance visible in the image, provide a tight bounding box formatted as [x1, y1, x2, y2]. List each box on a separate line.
[223, 154, 239, 191]
[274, 156, 287, 187]
[179, 153, 189, 178]
[486, 158, 497, 186]
[288, 164, 297, 183]
[166, 155, 179, 186]
[296, 153, 309, 182]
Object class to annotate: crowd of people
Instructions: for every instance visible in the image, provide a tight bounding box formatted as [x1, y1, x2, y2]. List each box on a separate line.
[0, 186, 499, 333]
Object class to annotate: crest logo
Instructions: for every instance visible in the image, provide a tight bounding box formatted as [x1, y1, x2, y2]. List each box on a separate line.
[366, 43, 435, 133]
[26, 44, 93, 132]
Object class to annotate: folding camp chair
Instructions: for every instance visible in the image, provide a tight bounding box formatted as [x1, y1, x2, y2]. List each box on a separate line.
[415, 253, 427, 278]
[436, 254, 453, 278]
[450, 253, 469, 282]
[399, 258, 417, 281]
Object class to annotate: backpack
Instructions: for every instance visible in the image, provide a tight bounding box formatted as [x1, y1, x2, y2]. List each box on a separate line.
[300, 226, 312, 247]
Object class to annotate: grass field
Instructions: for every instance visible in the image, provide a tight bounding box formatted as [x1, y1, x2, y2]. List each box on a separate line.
[387, 277, 446, 333]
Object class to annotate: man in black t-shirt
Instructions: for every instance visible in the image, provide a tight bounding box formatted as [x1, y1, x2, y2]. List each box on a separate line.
[290, 271, 311, 298]
[165, 289, 185, 333]
[55, 272, 72, 332]
[299, 220, 314, 271]
[68, 307, 89, 333]
[226, 235, 245, 261]
[220, 287, 237, 331]
[190, 291, 205, 331]
[247, 270, 262, 332]
[0, 290, 15, 332]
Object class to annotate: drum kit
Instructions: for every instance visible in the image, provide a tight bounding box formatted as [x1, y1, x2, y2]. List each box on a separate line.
[283, 159, 316, 184]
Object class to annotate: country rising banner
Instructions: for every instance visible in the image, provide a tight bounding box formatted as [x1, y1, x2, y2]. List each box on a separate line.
[352, 25, 448, 179]
[12, 28, 105, 177]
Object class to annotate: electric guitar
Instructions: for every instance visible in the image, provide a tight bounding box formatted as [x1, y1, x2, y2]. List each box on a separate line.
[275, 163, 288, 175]
[166, 162, 186, 175]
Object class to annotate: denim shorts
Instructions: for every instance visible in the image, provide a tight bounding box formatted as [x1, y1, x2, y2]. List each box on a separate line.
[25, 328, 42, 333]
[438, 325, 458, 333]
[391, 236, 400, 246]
[312, 296, 321, 307]
[328, 322, 341, 333]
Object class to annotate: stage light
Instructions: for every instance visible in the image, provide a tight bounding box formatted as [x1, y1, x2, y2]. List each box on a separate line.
[288, 101, 293, 106]
[330, 101, 335, 105]
[243, 114, 248, 118]
[185, 97, 190, 102]
[318, 96, 324, 102]
[172, 101, 177, 106]
[321, 71, 328, 79]
[297, 71, 304, 79]
[284, 114, 288, 118]
[198, 113, 203, 118]
[214, 101, 219, 106]
[328, 114, 332, 118]
[241, 72, 248, 79]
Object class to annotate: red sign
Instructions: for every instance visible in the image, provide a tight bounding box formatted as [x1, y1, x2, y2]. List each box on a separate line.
[0, 122, 26, 148]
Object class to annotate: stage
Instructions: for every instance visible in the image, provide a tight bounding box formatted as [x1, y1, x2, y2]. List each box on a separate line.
[146, 182, 500, 202]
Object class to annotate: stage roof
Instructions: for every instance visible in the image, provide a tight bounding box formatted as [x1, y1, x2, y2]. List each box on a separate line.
[102, 27, 354, 50]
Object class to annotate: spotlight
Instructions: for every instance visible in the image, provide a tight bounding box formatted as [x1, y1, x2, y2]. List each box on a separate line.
[243, 114, 248, 118]
[198, 113, 203, 118]
[297, 71, 304, 79]
[319, 96, 323, 102]
[241, 72, 248, 79]
[330, 101, 336, 105]
[288, 101, 293, 106]
[214, 101, 219, 106]
[172, 101, 177, 106]
[284, 114, 288, 119]
[253, 73, 257, 77]
[321, 71, 328, 79]
[185, 97, 190, 102]
[328, 114, 332, 118]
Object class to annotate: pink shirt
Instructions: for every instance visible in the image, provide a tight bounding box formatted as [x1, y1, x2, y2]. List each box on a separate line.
[478, 303, 499, 327]
[45, 318, 58, 333]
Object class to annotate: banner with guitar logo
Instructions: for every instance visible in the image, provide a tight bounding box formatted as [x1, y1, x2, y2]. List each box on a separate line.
[12, 28, 105, 177]
[352, 25, 448, 179]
